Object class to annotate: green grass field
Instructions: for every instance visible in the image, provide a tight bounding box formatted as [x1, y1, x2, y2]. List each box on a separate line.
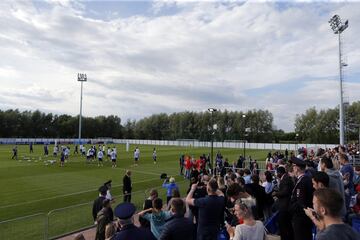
[0, 143, 269, 239]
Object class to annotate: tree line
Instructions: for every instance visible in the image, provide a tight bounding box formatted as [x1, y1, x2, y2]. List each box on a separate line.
[295, 101, 360, 144]
[1, 102, 360, 143]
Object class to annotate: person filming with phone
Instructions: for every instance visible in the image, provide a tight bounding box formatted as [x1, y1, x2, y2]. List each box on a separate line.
[304, 188, 360, 240]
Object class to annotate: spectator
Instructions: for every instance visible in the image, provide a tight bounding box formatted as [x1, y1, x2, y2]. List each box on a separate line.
[320, 156, 346, 217]
[353, 166, 360, 187]
[289, 157, 314, 240]
[273, 166, 294, 240]
[187, 175, 209, 224]
[163, 177, 179, 204]
[339, 153, 355, 210]
[243, 169, 251, 184]
[245, 174, 267, 220]
[349, 193, 360, 225]
[93, 186, 108, 223]
[105, 223, 116, 240]
[159, 198, 195, 240]
[186, 178, 225, 240]
[140, 189, 158, 228]
[96, 199, 113, 240]
[312, 171, 330, 190]
[123, 170, 132, 202]
[305, 188, 360, 240]
[113, 202, 155, 240]
[138, 198, 172, 239]
[226, 199, 266, 240]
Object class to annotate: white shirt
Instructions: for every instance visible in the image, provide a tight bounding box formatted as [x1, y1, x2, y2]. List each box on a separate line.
[111, 151, 116, 160]
[98, 151, 103, 159]
[233, 221, 266, 240]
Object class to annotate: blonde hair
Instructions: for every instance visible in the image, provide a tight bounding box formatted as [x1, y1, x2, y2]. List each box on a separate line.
[105, 223, 115, 239]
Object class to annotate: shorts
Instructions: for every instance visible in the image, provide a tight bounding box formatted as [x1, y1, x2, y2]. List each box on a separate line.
[112, 159, 116, 162]
[98, 158, 103, 162]
[134, 158, 138, 162]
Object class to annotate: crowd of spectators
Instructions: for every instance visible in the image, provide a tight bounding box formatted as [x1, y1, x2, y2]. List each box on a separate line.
[89, 145, 360, 240]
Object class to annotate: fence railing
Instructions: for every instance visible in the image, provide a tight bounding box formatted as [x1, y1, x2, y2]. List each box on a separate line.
[0, 138, 339, 151]
[0, 213, 47, 240]
[0, 180, 188, 240]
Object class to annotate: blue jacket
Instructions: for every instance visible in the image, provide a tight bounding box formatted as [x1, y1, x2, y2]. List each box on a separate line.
[162, 183, 179, 197]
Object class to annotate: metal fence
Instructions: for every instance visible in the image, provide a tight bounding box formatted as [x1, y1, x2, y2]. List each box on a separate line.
[0, 137, 338, 151]
[0, 213, 47, 240]
[0, 180, 188, 240]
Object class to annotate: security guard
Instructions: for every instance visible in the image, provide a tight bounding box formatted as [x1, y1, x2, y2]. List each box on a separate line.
[289, 157, 314, 240]
[113, 202, 155, 240]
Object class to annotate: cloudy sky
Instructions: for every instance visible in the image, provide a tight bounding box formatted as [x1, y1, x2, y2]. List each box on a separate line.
[0, 0, 359, 131]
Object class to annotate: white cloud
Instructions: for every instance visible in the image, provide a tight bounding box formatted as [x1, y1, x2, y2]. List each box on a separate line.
[0, 1, 359, 131]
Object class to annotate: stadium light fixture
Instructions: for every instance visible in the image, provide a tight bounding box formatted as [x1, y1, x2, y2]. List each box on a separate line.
[77, 73, 87, 144]
[329, 15, 349, 146]
[208, 108, 217, 175]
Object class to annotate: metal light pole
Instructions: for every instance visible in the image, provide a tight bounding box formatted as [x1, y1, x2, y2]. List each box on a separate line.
[78, 73, 87, 144]
[329, 15, 349, 146]
[242, 114, 246, 158]
[208, 108, 217, 175]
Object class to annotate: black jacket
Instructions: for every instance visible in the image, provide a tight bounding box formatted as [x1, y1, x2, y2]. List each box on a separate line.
[123, 175, 132, 193]
[92, 196, 106, 221]
[274, 174, 294, 211]
[159, 214, 195, 240]
[290, 174, 313, 216]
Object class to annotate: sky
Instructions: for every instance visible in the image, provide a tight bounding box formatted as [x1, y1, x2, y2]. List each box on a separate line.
[0, 0, 359, 132]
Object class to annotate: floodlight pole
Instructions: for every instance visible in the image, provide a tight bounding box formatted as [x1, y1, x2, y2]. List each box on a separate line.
[242, 114, 246, 158]
[78, 73, 87, 144]
[208, 108, 217, 175]
[329, 15, 348, 146]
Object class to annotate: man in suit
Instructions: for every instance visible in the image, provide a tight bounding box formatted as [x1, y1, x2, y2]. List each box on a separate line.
[289, 157, 314, 240]
[273, 166, 294, 240]
[92, 186, 108, 223]
[123, 170, 132, 202]
[113, 202, 155, 240]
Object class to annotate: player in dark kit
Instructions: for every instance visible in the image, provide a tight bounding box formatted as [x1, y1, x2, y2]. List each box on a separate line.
[29, 142, 33, 153]
[12, 146, 18, 160]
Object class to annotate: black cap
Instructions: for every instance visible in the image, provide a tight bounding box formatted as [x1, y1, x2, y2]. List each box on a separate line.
[290, 157, 306, 167]
[114, 202, 136, 219]
[160, 173, 167, 179]
[104, 180, 112, 186]
[98, 185, 108, 195]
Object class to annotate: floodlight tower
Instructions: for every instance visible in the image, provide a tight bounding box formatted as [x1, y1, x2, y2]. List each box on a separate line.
[208, 108, 217, 174]
[329, 15, 349, 146]
[77, 73, 87, 144]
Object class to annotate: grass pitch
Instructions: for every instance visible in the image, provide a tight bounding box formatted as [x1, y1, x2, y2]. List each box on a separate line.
[0, 143, 269, 239]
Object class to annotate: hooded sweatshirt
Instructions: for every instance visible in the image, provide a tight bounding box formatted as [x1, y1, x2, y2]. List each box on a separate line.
[326, 168, 347, 217]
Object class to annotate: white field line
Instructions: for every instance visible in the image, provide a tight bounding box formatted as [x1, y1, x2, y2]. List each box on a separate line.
[0, 177, 160, 209]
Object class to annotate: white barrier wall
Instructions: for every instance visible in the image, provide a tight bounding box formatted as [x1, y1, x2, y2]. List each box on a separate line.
[0, 138, 337, 151]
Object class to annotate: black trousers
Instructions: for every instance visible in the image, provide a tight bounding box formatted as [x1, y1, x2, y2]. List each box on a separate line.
[278, 210, 293, 240]
[123, 192, 131, 203]
[292, 215, 313, 240]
